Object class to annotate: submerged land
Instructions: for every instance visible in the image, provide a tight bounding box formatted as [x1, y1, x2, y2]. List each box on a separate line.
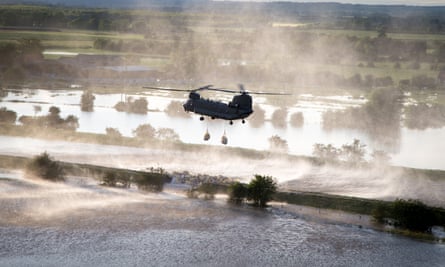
[1, 1, 445, 254]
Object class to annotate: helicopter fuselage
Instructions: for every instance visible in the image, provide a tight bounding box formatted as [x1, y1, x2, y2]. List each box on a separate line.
[183, 92, 253, 121]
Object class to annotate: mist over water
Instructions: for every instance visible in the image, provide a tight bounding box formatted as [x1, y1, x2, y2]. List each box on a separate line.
[1, 135, 444, 208]
[1, 170, 444, 266]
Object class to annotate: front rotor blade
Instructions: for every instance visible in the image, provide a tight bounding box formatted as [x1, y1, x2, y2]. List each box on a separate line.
[205, 88, 241, 94]
[143, 86, 191, 92]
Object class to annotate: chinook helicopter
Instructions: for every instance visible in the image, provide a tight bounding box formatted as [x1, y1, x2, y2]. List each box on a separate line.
[143, 84, 289, 144]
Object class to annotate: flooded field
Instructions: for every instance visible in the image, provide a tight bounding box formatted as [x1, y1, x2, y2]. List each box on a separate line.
[1, 171, 444, 267]
[1, 89, 445, 170]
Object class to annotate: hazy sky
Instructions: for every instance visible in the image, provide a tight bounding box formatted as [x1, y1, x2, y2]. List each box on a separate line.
[218, 0, 445, 6]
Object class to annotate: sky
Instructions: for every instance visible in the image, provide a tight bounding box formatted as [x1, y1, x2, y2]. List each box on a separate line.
[218, 0, 445, 6]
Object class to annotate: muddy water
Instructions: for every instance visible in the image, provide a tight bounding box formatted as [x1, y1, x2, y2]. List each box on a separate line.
[1, 172, 444, 267]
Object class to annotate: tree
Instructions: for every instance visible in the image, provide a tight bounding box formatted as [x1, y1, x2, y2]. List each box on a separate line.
[156, 128, 180, 142]
[340, 139, 366, 164]
[249, 104, 265, 128]
[290, 112, 304, 128]
[133, 123, 156, 139]
[165, 100, 190, 117]
[313, 143, 340, 162]
[271, 108, 287, 128]
[247, 175, 277, 207]
[268, 135, 288, 153]
[80, 90, 95, 112]
[0, 107, 17, 124]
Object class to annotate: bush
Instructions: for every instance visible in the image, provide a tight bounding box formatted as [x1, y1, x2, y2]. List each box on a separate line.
[228, 182, 248, 203]
[101, 171, 130, 188]
[392, 199, 436, 232]
[134, 173, 166, 192]
[26, 152, 64, 181]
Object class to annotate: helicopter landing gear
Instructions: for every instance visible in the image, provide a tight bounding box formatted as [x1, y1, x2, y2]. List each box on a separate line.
[200, 116, 205, 121]
[221, 130, 228, 145]
[229, 120, 233, 125]
[242, 119, 246, 124]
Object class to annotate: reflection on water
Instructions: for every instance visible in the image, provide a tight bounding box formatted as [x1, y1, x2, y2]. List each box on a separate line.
[1, 89, 445, 170]
[0, 174, 444, 267]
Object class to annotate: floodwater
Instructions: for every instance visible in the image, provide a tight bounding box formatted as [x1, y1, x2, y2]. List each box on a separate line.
[1, 89, 445, 170]
[1, 171, 444, 267]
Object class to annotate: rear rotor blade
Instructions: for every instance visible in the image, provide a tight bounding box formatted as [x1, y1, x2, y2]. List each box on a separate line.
[246, 91, 292, 95]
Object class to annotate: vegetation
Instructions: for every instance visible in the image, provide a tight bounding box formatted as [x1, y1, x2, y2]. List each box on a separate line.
[114, 97, 148, 114]
[247, 175, 278, 207]
[290, 112, 304, 128]
[372, 199, 444, 233]
[228, 181, 248, 204]
[227, 175, 277, 207]
[134, 172, 166, 192]
[404, 103, 445, 129]
[268, 135, 288, 153]
[155, 128, 180, 142]
[322, 88, 402, 146]
[101, 171, 130, 188]
[132, 123, 156, 140]
[271, 108, 287, 129]
[0, 107, 17, 124]
[165, 101, 190, 118]
[248, 104, 265, 128]
[80, 90, 95, 112]
[25, 151, 64, 181]
[105, 127, 122, 139]
[313, 139, 367, 164]
[19, 106, 79, 131]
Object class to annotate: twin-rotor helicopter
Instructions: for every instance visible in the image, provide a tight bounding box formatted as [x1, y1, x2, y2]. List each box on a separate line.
[143, 84, 290, 145]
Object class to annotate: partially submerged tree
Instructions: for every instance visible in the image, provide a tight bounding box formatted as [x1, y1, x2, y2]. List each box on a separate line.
[271, 108, 287, 128]
[80, 90, 95, 112]
[249, 104, 265, 128]
[268, 135, 288, 153]
[290, 112, 304, 128]
[0, 107, 17, 124]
